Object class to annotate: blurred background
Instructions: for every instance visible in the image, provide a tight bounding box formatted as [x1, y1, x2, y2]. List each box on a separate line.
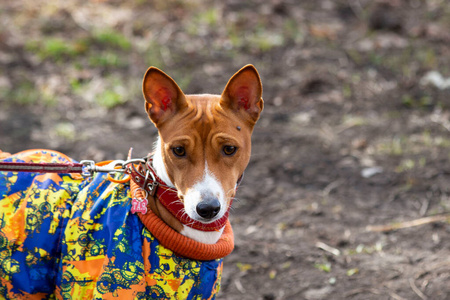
[1, 0, 449, 299]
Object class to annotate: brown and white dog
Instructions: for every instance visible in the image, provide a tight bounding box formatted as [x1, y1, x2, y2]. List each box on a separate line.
[143, 64, 264, 244]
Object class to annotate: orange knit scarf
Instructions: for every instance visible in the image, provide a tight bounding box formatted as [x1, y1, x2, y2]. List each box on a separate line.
[130, 179, 234, 261]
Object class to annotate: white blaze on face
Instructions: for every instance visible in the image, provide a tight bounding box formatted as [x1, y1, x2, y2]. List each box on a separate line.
[181, 163, 227, 244]
[183, 162, 225, 222]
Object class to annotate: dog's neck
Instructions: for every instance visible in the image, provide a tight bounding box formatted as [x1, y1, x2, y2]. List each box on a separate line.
[151, 136, 225, 244]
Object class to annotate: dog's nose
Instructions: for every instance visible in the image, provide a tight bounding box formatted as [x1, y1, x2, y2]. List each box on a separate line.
[196, 198, 221, 219]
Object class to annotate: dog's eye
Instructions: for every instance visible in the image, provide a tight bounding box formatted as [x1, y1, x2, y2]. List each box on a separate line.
[172, 146, 186, 157]
[223, 146, 237, 156]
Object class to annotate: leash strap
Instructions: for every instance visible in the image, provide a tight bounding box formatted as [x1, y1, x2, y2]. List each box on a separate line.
[0, 161, 84, 174]
[0, 156, 146, 178]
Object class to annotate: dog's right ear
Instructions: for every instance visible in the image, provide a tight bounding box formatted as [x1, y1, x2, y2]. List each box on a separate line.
[142, 67, 187, 125]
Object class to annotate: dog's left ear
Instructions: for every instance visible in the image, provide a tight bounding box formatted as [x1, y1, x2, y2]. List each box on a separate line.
[142, 67, 187, 126]
[220, 64, 264, 123]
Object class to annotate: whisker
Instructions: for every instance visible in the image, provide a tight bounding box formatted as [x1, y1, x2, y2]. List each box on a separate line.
[231, 196, 241, 204]
[158, 188, 173, 198]
[172, 199, 184, 206]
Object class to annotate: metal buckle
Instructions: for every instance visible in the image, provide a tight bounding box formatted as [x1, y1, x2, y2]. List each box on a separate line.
[147, 182, 159, 196]
[143, 169, 158, 196]
[80, 158, 146, 178]
[80, 160, 95, 177]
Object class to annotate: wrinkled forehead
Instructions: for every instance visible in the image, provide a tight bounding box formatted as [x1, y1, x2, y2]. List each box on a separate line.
[159, 94, 251, 142]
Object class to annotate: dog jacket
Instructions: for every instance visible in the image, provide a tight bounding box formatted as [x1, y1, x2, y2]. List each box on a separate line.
[0, 150, 224, 299]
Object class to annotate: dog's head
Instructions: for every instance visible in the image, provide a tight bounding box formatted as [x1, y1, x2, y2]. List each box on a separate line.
[143, 65, 263, 242]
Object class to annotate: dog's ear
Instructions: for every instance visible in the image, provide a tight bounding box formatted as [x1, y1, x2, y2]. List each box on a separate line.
[143, 67, 187, 125]
[220, 64, 263, 123]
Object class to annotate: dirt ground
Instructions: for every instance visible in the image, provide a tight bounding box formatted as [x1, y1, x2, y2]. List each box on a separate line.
[1, 0, 450, 299]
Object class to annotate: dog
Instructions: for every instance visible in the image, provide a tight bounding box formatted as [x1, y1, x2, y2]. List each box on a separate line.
[0, 65, 263, 299]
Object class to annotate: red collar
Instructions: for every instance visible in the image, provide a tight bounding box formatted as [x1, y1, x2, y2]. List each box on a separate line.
[130, 159, 233, 232]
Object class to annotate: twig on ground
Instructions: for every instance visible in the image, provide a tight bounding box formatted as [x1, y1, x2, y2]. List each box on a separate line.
[388, 291, 408, 300]
[366, 214, 450, 232]
[419, 194, 431, 217]
[316, 241, 341, 256]
[415, 260, 450, 279]
[234, 279, 246, 294]
[322, 179, 343, 197]
[345, 287, 382, 298]
[409, 278, 428, 300]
